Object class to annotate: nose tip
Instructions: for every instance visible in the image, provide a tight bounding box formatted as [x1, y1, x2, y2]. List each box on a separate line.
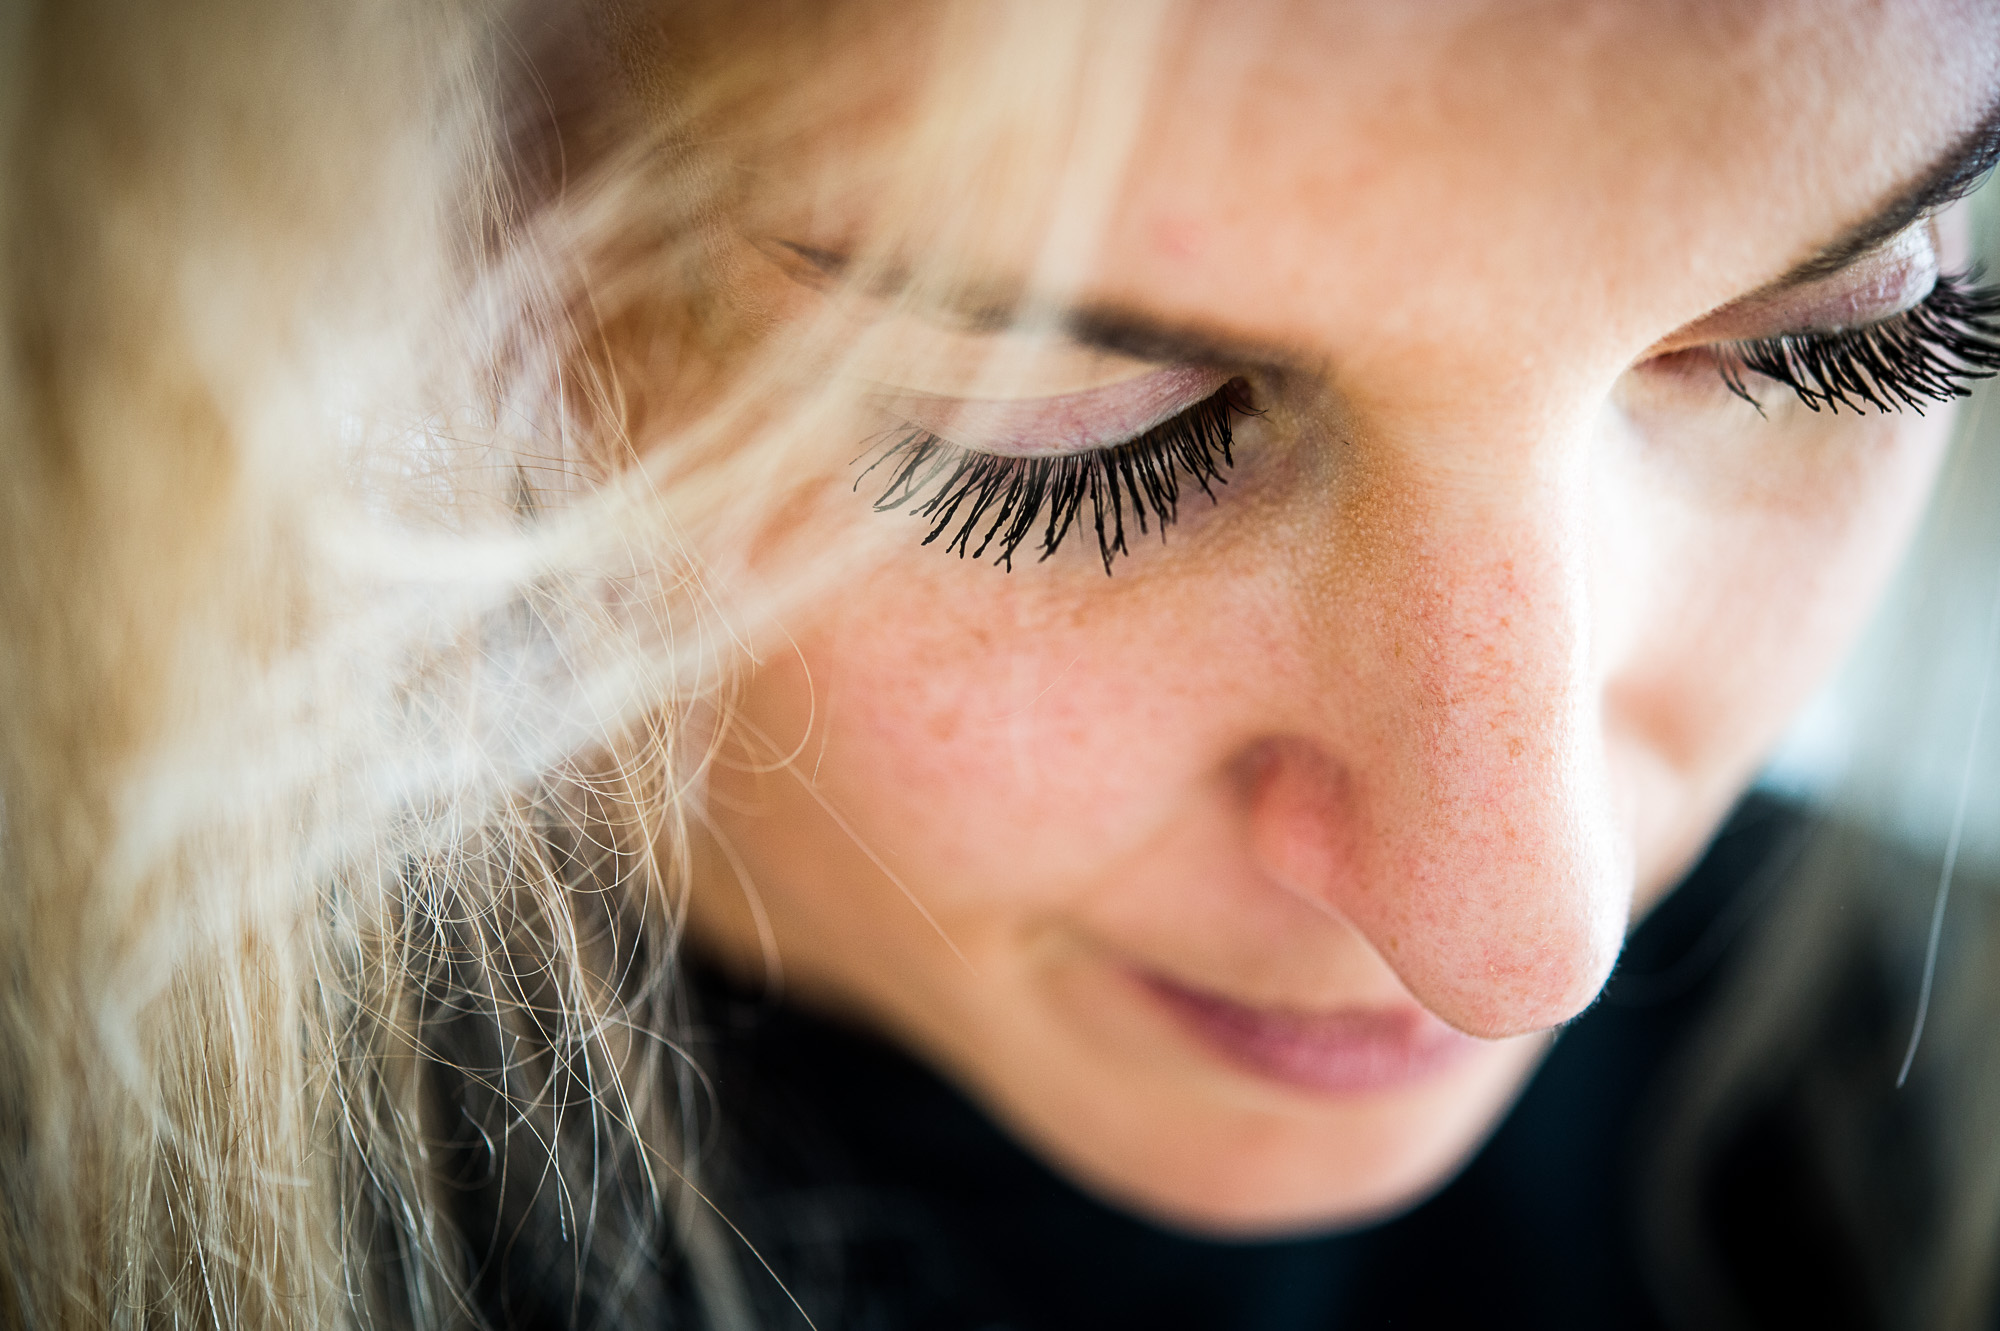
[1399, 802, 1630, 1038]
[1236, 432, 1636, 1036]
[1242, 726, 1630, 1039]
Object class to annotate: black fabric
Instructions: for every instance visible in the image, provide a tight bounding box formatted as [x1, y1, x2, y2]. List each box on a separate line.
[682, 797, 1935, 1330]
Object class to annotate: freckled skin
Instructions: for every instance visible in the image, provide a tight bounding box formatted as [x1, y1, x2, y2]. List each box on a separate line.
[665, 0, 2000, 1234]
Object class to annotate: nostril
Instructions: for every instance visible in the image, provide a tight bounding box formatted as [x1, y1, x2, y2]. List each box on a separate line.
[1235, 736, 1359, 905]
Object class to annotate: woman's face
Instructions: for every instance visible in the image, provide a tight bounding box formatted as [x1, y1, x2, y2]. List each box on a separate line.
[656, 0, 2000, 1232]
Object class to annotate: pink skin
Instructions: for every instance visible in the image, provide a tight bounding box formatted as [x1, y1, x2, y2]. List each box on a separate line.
[666, 0, 2000, 1233]
[880, 366, 1229, 456]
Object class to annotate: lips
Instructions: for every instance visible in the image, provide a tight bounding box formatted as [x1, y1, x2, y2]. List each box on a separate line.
[1138, 972, 1481, 1094]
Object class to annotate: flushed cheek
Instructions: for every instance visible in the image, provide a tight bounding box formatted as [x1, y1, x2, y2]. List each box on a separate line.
[804, 593, 1272, 907]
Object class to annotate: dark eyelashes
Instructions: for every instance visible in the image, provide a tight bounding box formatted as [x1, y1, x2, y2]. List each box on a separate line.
[861, 278, 2000, 575]
[857, 380, 1253, 575]
[1719, 270, 2000, 414]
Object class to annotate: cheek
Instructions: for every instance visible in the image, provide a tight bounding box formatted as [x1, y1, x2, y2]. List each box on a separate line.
[1604, 403, 1953, 883]
[780, 571, 1278, 908]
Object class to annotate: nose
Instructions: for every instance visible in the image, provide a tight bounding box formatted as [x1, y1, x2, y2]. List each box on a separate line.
[1241, 427, 1633, 1038]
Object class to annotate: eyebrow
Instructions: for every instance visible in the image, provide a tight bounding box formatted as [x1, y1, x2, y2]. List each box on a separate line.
[775, 239, 1301, 370]
[1765, 88, 2000, 288]
[777, 87, 2000, 371]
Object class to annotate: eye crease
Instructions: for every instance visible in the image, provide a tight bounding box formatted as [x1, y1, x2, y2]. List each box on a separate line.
[859, 379, 1254, 574]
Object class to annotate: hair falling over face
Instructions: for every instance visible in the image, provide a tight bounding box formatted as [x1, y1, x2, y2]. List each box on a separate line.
[8, 4, 2000, 1331]
[0, 0, 1036, 1322]
[0, 3, 755, 1326]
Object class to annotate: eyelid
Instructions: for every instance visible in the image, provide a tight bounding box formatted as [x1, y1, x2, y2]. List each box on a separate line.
[1657, 221, 1942, 354]
[870, 364, 1229, 456]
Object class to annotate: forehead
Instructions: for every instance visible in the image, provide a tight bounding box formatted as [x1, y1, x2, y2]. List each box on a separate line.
[690, 0, 1998, 386]
[1100, 0, 1996, 360]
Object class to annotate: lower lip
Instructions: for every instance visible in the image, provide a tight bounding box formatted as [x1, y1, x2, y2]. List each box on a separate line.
[1138, 974, 1481, 1095]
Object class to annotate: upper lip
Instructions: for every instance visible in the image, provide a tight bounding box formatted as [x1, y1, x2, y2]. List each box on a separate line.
[1143, 971, 1437, 1029]
[1132, 963, 1424, 1023]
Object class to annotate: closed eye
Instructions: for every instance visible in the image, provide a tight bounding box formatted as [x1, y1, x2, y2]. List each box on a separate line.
[856, 379, 1257, 574]
[1715, 270, 2000, 415]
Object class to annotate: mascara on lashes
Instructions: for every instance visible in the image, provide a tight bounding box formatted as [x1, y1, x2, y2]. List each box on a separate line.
[858, 380, 1252, 575]
[1718, 269, 2000, 414]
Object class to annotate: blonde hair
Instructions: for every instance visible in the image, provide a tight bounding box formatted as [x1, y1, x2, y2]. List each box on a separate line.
[7, 3, 2000, 1329]
[0, 2, 1169, 1326]
[0, 2, 726, 1323]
